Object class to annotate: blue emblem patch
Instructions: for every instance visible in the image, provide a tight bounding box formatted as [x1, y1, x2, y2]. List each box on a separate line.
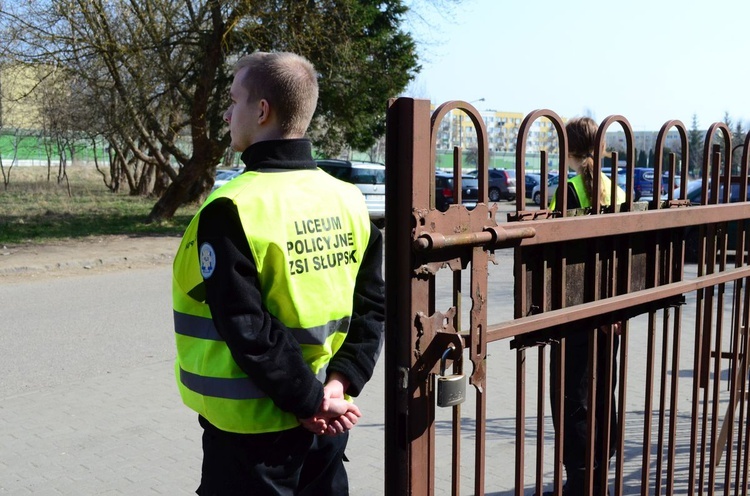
[199, 242, 216, 279]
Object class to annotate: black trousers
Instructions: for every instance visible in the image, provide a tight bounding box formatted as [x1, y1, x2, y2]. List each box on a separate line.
[549, 329, 619, 480]
[197, 417, 349, 496]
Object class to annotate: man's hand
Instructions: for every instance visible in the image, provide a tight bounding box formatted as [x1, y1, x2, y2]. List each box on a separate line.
[298, 416, 327, 436]
[298, 373, 361, 436]
[320, 397, 361, 436]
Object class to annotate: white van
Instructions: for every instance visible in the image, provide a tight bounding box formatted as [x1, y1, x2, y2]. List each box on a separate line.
[315, 159, 386, 227]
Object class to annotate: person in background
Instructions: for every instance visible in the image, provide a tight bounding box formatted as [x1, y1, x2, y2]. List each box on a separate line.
[546, 116, 625, 496]
[172, 51, 385, 495]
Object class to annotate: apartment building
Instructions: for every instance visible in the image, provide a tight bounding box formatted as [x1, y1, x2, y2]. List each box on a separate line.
[434, 105, 691, 163]
[605, 129, 685, 155]
[434, 107, 563, 155]
[1, 64, 42, 129]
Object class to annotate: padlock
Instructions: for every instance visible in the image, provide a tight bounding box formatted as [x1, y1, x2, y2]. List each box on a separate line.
[436, 345, 466, 408]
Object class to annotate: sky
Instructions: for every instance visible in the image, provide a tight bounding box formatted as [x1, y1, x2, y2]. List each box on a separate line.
[404, 0, 750, 132]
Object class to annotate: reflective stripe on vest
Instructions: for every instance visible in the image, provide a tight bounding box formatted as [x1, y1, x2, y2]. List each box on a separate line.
[174, 310, 351, 345]
[173, 169, 370, 434]
[178, 364, 328, 400]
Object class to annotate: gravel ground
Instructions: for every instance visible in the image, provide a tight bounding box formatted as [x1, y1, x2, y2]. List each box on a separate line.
[0, 234, 181, 283]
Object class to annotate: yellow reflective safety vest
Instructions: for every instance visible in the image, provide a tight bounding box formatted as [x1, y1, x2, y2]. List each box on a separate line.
[173, 169, 371, 434]
[549, 173, 626, 210]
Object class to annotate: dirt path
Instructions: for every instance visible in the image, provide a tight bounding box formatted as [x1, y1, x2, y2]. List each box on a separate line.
[0, 234, 181, 283]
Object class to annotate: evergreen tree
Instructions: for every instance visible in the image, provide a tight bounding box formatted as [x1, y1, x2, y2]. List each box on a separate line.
[688, 114, 703, 178]
[732, 121, 745, 174]
[637, 149, 647, 168]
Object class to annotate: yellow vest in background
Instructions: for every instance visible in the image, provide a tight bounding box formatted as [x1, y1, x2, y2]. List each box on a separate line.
[550, 173, 626, 210]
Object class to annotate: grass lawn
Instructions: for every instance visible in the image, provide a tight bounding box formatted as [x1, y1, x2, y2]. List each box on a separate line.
[0, 166, 198, 245]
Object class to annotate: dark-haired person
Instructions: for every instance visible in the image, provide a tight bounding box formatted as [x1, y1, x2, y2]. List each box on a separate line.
[172, 52, 384, 495]
[546, 117, 625, 496]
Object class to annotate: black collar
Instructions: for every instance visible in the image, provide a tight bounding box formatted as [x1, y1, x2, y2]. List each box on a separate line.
[240, 139, 317, 172]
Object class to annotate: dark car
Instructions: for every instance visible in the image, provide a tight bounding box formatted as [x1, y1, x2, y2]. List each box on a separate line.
[466, 168, 516, 202]
[680, 178, 750, 262]
[525, 173, 541, 200]
[632, 167, 659, 201]
[602, 167, 671, 200]
[435, 171, 479, 211]
[661, 172, 682, 197]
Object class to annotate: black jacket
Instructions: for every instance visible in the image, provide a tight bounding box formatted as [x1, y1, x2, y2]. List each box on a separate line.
[197, 139, 385, 427]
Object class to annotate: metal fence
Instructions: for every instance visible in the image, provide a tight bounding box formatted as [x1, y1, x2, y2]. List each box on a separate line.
[384, 97, 750, 495]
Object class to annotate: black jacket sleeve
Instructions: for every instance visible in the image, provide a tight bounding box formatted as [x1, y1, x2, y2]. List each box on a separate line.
[197, 198, 323, 420]
[326, 222, 385, 396]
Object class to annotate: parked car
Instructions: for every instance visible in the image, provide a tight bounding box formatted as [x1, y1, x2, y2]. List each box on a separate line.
[632, 167, 659, 201]
[212, 168, 243, 191]
[435, 170, 479, 211]
[525, 173, 541, 200]
[661, 172, 682, 197]
[678, 178, 750, 262]
[532, 172, 576, 206]
[604, 167, 669, 200]
[466, 168, 516, 202]
[316, 159, 386, 226]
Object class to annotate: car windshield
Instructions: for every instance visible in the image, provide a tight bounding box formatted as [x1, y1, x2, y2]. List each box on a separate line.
[350, 168, 385, 184]
[466, 169, 513, 179]
[440, 176, 479, 188]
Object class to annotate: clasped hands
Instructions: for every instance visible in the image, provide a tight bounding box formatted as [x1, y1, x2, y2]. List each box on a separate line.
[299, 374, 361, 437]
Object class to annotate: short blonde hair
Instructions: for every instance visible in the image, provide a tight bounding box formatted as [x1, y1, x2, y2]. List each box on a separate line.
[233, 52, 319, 137]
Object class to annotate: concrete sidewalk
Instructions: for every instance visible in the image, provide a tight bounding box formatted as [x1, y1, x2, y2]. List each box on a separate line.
[0, 251, 735, 495]
[0, 260, 396, 495]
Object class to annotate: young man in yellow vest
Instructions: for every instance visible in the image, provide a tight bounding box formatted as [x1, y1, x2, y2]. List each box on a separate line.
[173, 52, 384, 495]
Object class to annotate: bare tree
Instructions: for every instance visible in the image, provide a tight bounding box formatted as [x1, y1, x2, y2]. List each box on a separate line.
[0, 0, 421, 222]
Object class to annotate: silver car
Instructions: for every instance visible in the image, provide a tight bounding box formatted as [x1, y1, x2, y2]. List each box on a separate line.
[316, 159, 386, 227]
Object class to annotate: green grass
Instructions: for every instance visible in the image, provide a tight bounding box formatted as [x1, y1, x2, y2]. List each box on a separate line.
[0, 166, 197, 245]
[0, 133, 109, 162]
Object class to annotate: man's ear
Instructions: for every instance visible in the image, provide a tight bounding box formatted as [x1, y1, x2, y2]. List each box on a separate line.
[258, 99, 270, 124]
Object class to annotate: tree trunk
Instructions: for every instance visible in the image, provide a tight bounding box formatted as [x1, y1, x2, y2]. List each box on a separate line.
[146, 155, 214, 223]
[152, 159, 172, 197]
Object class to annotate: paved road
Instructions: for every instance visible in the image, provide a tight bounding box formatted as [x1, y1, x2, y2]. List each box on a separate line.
[0, 258, 515, 494]
[1, 264, 398, 495]
[0, 205, 739, 494]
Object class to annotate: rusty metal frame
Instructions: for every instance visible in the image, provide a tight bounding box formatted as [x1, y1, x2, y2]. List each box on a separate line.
[384, 97, 750, 495]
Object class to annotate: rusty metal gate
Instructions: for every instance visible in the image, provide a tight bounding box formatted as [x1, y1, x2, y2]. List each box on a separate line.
[384, 97, 750, 495]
